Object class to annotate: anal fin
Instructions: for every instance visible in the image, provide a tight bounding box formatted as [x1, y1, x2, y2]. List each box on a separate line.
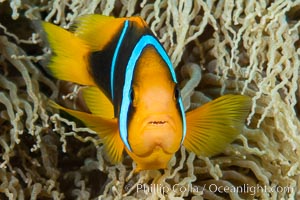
[82, 86, 114, 118]
[50, 101, 123, 163]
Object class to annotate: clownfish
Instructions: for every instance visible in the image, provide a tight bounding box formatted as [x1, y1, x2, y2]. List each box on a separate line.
[42, 15, 251, 172]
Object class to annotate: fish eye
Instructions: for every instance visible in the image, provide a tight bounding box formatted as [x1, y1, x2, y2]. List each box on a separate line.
[129, 87, 138, 107]
[129, 88, 135, 102]
[174, 85, 180, 100]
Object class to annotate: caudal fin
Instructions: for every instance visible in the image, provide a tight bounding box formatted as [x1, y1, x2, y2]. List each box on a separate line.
[42, 22, 95, 86]
[42, 15, 148, 84]
[183, 95, 251, 157]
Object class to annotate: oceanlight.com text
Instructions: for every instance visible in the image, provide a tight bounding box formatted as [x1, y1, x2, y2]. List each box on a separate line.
[132, 183, 293, 196]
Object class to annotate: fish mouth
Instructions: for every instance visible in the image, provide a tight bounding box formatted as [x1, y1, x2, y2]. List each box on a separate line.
[148, 120, 167, 125]
[143, 115, 176, 130]
[131, 115, 178, 157]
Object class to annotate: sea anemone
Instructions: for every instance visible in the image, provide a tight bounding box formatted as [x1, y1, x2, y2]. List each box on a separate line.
[0, 0, 299, 199]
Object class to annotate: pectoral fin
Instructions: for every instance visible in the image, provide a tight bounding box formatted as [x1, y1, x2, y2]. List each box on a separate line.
[50, 101, 123, 163]
[183, 95, 251, 157]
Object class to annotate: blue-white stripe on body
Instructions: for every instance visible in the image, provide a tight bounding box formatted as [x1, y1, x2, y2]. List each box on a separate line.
[119, 34, 186, 151]
[110, 20, 129, 100]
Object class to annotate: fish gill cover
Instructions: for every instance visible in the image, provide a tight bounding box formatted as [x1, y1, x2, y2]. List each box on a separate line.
[0, 0, 299, 199]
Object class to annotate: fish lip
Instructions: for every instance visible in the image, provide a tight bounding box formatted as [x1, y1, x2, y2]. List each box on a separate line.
[133, 145, 172, 158]
[148, 120, 167, 125]
[142, 114, 176, 130]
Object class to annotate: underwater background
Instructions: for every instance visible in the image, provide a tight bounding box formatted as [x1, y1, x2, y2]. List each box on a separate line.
[0, 0, 299, 199]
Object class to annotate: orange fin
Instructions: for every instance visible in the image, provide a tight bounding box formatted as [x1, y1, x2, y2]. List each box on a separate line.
[49, 101, 123, 163]
[42, 22, 95, 86]
[72, 15, 148, 51]
[82, 86, 114, 118]
[183, 95, 251, 157]
[72, 15, 126, 51]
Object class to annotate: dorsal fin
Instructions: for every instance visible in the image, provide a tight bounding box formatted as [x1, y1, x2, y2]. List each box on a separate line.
[72, 15, 148, 51]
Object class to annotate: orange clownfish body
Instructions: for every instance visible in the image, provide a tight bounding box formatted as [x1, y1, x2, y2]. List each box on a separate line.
[42, 15, 251, 172]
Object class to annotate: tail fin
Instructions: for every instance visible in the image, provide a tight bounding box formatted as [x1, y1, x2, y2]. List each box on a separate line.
[42, 22, 95, 86]
[42, 15, 148, 84]
[183, 95, 251, 157]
